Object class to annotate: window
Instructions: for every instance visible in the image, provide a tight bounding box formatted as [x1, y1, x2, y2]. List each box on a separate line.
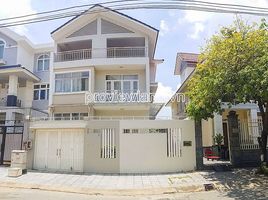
[0, 40, 5, 59]
[33, 84, 49, 100]
[106, 75, 138, 93]
[53, 113, 88, 120]
[55, 71, 89, 93]
[37, 54, 50, 71]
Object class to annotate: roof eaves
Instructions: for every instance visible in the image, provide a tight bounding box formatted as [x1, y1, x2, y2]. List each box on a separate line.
[51, 4, 159, 35]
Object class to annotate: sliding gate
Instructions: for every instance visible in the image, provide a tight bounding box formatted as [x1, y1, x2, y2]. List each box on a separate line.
[0, 121, 24, 165]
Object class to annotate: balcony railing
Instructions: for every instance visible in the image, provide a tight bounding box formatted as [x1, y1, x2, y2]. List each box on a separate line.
[54, 47, 147, 62]
[0, 97, 22, 107]
[107, 47, 147, 58]
[54, 49, 92, 62]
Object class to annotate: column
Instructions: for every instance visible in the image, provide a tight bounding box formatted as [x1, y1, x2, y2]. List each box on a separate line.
[24, 80, 34, 108]
[227, 110, 240, 167]
[7, 75, 18, 106]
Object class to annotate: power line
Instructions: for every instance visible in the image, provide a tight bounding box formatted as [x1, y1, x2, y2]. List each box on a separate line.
[0, 1, 268, 28]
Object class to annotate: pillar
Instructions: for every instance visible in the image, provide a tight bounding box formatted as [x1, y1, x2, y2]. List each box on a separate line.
[7, 75, 18, 106]
[227, 110, 240, 167]
[195, 119, 204, 170]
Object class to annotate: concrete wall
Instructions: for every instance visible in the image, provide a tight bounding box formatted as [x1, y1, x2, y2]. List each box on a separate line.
[53, 93, 86, 105]
[119, 120, 196, 173]
[0, 32, 18, 65]
[29, 119, 196, 173]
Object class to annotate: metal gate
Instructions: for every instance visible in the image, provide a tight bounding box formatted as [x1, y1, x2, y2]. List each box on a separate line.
[0, 121, 24, 165]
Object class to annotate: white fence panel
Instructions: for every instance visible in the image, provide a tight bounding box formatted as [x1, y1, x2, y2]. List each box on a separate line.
[101, 128, 116, 159]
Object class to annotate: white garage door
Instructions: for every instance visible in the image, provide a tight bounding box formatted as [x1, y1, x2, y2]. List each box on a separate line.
[34, 129, 84, 172]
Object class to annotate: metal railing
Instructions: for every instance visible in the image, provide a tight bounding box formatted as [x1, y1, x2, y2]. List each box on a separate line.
[31, 116, 176, 122]
[238, 119, 263, 150]
[54, 49, 92, 62]
[54, 47, 147, 62]
[107, 47, 147, 58]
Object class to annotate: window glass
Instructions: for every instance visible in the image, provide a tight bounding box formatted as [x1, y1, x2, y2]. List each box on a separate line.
[72, 113, 79, 120]
[123, 81, 131, 93]
[123, 75, 138, 80]
[33, 84, 49, 100]
[37, 54, 50, 71]
[0, 40, 4, 59]
[114, 81, 121, 91]
[33, 90, 39, 100]
[55, 71, 89, 93]
[40, 90, 46, 100]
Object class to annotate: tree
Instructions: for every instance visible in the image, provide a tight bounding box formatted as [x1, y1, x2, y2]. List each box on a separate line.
[186, 19, 268, 167]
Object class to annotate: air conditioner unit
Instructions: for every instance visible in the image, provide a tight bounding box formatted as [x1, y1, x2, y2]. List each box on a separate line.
[0, 59, 6, 65]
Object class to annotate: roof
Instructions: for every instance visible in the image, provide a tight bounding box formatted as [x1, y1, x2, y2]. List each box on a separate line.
[51, 4, 159, 34]
[166, 69, 196, 106]
[178, 52, 199, 63]
[174, 52, 199, 75]
[0, 64, 40, 82]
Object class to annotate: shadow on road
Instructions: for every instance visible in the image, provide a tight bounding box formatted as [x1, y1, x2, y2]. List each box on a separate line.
[202, 168, 268, 200]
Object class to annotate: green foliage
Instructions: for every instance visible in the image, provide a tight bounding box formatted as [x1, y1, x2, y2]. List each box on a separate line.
[186, 18, 268, 120]
[214, 133, 224, 146]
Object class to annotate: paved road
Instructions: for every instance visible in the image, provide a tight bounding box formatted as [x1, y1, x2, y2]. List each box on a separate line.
[0, 187, 235, 200]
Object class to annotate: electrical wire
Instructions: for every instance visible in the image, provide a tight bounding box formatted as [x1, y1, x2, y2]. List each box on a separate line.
[0, 0, 267, 28]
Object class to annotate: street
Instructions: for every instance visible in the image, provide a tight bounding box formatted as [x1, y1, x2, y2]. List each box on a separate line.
[0, 187, 234, 200]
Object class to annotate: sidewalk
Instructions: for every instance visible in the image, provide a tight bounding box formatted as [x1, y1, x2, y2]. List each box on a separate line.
[0, 167, 213, 196]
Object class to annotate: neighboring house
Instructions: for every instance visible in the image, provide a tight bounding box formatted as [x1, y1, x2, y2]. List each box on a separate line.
[0, 28, 53, 162]
[167, 52, 260, 152]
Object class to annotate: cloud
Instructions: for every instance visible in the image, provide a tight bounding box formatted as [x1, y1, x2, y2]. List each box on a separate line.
[188, 22, 205, 39]
[154, 82, 175, 103]
[179, 0, 268, 40]
[0, 0, 36, 36]
[159, 20, 170, 36]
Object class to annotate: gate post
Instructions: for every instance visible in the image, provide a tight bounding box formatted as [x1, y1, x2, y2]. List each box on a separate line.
[0, 127, 7, 165]
[227, 110, 240, 167]
[195, 119, 203, 170]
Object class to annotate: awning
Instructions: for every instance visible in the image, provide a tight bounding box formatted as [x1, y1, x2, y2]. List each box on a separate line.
[0, 64, 40, 83]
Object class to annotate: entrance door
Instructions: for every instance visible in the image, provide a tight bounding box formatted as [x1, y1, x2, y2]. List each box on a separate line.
[34, 131, 48, 169]
[47, 131, 59, 170]
[59, 131, 73, 171]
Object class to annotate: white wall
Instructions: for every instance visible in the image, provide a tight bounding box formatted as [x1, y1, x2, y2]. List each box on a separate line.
[30, 119, 196, 173]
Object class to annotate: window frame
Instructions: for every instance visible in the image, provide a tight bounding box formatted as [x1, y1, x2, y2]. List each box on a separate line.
[105, 74, 139, 93]
[54, 71, 90, 93]
[33, 83, 50, 101]
[0, 39, 6, 59]
[37, 54, 50, 72]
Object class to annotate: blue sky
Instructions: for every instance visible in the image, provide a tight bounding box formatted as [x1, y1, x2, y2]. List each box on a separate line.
[1, 0, 267, 116]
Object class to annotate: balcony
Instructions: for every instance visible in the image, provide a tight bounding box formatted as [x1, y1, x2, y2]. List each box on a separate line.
[107, 47, 147, 58]
[54, 49, 92, 62]
[54, 47, 147, 62]
[0, 97, 22, 107]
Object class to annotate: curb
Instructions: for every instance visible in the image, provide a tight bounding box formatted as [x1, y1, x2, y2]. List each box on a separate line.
[0, 181, 211, 196]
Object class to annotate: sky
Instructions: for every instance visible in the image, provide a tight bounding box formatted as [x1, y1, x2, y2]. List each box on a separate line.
[0, 0, 267, 117]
